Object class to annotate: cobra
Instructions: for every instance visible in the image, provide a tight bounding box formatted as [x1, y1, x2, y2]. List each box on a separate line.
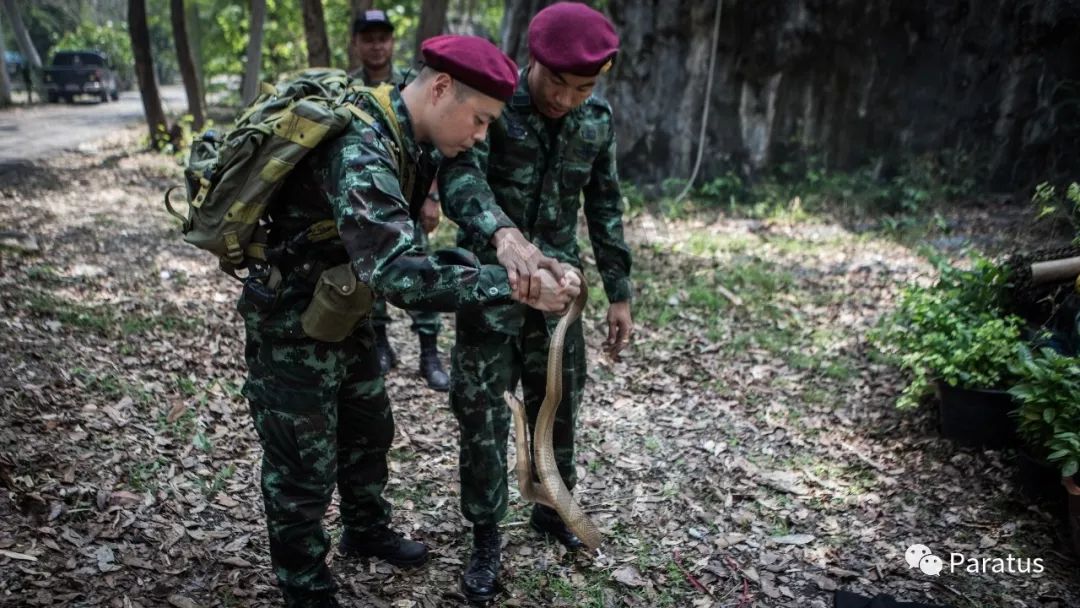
[504, 276, 603, 551]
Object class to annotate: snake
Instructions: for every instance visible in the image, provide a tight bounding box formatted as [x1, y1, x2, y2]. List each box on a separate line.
[504, 277, 603, 551]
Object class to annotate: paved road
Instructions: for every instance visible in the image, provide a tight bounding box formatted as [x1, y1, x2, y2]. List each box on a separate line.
[0, 85, 187, 165]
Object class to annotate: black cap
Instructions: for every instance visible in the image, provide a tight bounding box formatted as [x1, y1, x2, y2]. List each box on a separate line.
[353, 9, 394, 34]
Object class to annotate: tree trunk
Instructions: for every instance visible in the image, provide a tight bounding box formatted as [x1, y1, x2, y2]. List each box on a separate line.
[4, 0, 41, 103]
[186, 0, 205, 99]
[171, 0, 205, 130]
[129, 0, 170, 148]
[500, 0, 557, 65]
[583, 0, 1080, 191]
[347, 0, 373, 72]
[0, 10, 11, 107]
[301, 0, 331, 67]
[243, 0, 266, 104]
[2, 0, 41, 69]
[415, 0, 451, 61]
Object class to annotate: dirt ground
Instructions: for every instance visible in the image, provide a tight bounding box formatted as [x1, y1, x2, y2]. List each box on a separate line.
[0, 130, 1077, 607]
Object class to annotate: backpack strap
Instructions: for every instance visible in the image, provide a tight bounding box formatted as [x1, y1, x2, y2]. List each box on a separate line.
[344, 84, 416, 204]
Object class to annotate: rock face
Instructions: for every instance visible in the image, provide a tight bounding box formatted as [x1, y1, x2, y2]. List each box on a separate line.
[501, 0, 1080, 190]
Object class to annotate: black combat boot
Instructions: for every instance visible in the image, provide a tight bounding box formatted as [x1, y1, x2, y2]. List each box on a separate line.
[374, 325, 397, 374]
[461, 524, 501, 604]
[339, 525, 429, 567]
[530, 504, 585, 550]
[418, 333, 449, 392]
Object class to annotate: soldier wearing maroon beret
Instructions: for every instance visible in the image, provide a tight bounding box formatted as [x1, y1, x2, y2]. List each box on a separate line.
[440, 3, 633, 603]
[241, 34, 580, 608]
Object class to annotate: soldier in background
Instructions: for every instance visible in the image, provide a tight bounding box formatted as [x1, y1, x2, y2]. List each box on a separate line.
[242, 35, 578, 607]
[440, 3, 633, 603]
[350, 9, 451, 391]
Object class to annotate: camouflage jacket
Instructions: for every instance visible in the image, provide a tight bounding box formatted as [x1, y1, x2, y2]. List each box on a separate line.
[440, 68, 632, 334]
[350, 65, 410, 87]
[259, 86, 512, 321]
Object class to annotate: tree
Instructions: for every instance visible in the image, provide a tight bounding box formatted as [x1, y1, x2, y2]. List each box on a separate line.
[500, 0, 555, 64]
[301, 0, 331, 67]
[0, 10, 11, 107]
[185, 0, 204, 97]
[129, 0, 171, 148]
[3, 0, 42, 70]
[415, 0, 450, 60]
[171, 0, 205, 130]
[347, 0, 373, 72]
[242, 0, 266, 104]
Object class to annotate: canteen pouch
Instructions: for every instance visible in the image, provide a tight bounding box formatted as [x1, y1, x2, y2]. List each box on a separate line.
[300, 263, 373, 342]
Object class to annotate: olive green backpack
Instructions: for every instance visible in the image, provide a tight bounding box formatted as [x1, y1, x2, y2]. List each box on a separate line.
[164, 68, 410, 277]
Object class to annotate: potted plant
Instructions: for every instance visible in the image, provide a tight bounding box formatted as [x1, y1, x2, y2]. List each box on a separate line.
[1008, 345, 1080, 553]
[873, 254, 1023, 447]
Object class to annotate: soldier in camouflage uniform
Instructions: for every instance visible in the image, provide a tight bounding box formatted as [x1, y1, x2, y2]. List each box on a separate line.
[241, 36, 578, 608]
[349, 10, 450, 390]
[439, 4, 633, 603]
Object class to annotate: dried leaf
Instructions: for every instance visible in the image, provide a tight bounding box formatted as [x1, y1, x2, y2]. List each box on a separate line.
[770, 534, 815, 545]
[0, 549, 38, 561]
[166, 401, 187, 423]
[612, 565, 648, 587]
[219, 556, 252, 568]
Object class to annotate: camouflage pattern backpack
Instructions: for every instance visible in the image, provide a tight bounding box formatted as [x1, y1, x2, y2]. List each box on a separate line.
[164, 68, 407, 277]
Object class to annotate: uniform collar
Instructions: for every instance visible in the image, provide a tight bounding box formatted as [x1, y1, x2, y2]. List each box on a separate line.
[353, 66, 405, 87]
[511, 67, 584, 125]
[510, 68, 533, 110]
[388, 86, 438, 162]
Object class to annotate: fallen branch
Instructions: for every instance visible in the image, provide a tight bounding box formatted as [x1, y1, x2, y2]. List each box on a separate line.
[673, 549, 711, 595]
[717, 284, 743, 307]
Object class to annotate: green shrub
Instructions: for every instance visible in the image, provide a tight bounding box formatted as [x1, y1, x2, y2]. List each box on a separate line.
[872, 254, 1023, 408]
[1009, 345, 1080, 477]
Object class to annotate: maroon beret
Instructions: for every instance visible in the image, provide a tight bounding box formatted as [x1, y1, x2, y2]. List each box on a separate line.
[420, 35, 519, 102]
[528, 2, 619, 76]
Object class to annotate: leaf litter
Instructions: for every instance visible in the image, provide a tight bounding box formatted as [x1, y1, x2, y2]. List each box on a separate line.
[0, 128, 1077, 607]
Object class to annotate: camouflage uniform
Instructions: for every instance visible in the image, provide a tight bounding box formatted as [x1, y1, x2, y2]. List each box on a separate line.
[241, 87, 511, 605]
[351, 66, 441, 338]
[439, 68, 632, 527]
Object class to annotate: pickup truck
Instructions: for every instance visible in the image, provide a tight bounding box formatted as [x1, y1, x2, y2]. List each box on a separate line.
[43, 50, 119, 103]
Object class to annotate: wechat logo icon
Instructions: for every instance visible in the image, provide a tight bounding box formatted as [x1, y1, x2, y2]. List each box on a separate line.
[905, 544, 943, 576]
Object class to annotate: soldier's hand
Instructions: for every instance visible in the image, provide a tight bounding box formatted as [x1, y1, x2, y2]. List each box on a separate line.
[493, 228, 566, 301]
[519, 268, 578, 313]
[559, 264, 582, 291]
[603, 301, 633, 360]
[419, 194, 441, 234]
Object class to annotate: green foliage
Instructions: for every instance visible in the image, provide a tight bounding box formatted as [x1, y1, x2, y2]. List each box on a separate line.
[619, 180, 646, 215]
[192, 0, 507, 106]
[696, 170, 747, 207]
[872, 254, 1023, 408]
[1009, 345, 1080, 477]
[682, 152, 977, 222]
[53, 21, 135, 87]
[1030, 181, 1080, 240]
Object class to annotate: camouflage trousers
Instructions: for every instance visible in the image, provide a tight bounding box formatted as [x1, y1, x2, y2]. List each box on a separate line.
[242, 319, 393, 605]
[370, 225, 441, 336]
[449, 309, 586, 527]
